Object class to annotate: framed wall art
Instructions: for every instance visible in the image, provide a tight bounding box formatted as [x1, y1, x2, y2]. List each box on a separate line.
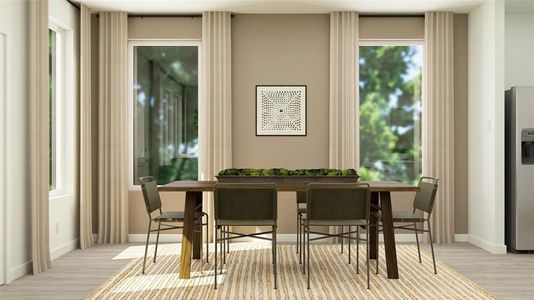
[255, 85, 307, 136]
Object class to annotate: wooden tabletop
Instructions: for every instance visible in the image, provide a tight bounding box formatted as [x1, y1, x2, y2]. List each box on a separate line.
[158, 180, 418, 192]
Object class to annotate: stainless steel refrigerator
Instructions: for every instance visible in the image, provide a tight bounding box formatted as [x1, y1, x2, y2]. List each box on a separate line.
[505, 86, 534, 253]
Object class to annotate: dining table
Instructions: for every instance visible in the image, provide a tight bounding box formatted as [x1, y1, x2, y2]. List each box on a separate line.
[158, 180, 419, 279]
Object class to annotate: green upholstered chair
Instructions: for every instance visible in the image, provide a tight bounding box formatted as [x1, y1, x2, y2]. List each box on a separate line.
[139, 176, 208, 274]
[302, 183, 371, 289]
[213, 183, 278, 290]
[375, 176, 439, 274]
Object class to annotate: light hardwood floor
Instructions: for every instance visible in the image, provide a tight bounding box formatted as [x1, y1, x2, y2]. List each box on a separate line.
[0, 243, 533, 299]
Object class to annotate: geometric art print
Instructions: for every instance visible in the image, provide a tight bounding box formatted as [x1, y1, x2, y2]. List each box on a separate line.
[256, 85, 307, 136]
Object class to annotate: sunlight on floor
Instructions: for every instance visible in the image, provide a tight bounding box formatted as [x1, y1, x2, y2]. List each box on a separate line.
[112, 271, 224, 293]
[112, 242, 274, 260]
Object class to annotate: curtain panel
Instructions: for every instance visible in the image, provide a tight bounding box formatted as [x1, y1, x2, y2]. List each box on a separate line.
[200, 12, 233, 240]
[80, 4, 93, 249]
[329, 11, 360, 170]
[30, 0, 51, 274]
[423, 12, 455, 244]
[97, 12, 129, 244]
[329, 12, 359, 238]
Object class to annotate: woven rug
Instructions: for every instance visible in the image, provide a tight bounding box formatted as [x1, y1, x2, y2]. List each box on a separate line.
[88, 243, 495, 299]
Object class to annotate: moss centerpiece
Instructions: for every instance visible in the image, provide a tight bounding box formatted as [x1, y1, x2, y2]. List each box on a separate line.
[216, 168, 359, 183]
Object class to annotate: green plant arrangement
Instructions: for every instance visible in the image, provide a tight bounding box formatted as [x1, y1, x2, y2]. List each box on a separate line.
[218, 168, 359, 177]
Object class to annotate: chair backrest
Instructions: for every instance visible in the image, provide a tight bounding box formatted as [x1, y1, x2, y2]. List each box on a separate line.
[296, 191, 307, 204]
[413, 176, 439, 214]
[306, 183, 370, 221]
[214, 183, 277, 222]
[139, 176, 162, 214]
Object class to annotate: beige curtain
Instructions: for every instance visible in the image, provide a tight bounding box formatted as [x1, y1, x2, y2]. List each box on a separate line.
[80, 4, 93, 249]
[97, 12, 129, 244]
[423, 12, 455, 244]
[30, 0, 51, 274]
[329, 12, 359, 238]
[329, 11, 359, 170]
[200, 12, 232, 240]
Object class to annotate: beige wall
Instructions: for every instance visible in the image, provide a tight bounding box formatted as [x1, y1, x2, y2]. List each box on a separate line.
[115, 14, 469, 235]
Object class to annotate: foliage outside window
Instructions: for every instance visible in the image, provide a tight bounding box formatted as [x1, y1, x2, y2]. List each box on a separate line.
[359, 45, 423, 184]
[49, 28, 58, 191]
[133, 45, 199, 185]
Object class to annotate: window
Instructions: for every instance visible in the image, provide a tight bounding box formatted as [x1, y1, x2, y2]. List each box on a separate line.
[131, 42, 199, 185]
[49, 28, 61, 191]
[359, 43, 423, 184]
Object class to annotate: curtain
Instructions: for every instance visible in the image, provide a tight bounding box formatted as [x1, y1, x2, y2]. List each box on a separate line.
[329, 11, 359, 170]
[423, 12, 455, 244]
[200, 12, 232, 240]
[329, 12, 359, 239]
[30, 0, 51, 274]
[97, 12, 129, 244]
[80, 4, 93, 249]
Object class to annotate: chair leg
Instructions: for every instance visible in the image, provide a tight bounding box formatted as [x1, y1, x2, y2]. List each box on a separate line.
[340, 226, 344, 254]
[142, 220, 152, 274]
[427, 220, 437, 274]
[153, 221, 161, 263]
[302, 221, 306, 274]
[206, 219, 209, 264]
[296, 213, 299, 254]
[214, 225, 218, 289]
[226, 226, 230, 254]
[307, 225, 311, 289]
[366, 225, 370, 289]
[223, 227, 227, 265]
[348, 226, 351, 264]
[219, 227, 223, 274]
[273, 225, 277, 289]
[376, 226, 379, 274]
[414, 222, 422, 263]
[356, 226, 360, 274]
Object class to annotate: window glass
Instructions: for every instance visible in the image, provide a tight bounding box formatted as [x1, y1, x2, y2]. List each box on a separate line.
[359, 45, 423, 184]
[49, 29, 58, 191]
[133, 45, 199, 185]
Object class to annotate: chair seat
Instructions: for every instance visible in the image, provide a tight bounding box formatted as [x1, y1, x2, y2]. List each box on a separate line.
[217, 219, 276, 226]
[297, 207, 307, 214]
[302, 218, 367, 226]
[375, 211, 425, 223]
[154, 211, 206, 222]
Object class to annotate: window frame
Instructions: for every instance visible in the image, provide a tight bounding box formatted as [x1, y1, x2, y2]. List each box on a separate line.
[127, 39, 202, 190]
[48, 23, 64, 196]
[358, 39, 424, 183]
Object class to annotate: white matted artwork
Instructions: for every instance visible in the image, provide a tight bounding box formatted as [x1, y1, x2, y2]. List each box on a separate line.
[256, 85, 307, 136]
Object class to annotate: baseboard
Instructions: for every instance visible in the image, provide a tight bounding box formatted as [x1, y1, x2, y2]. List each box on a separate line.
[7, 260, 31, 283]
[127, 233, 469, 244]
[51, 239, 79, 261]
[468, 235, 507, 254]
[454, 234, 469, 242]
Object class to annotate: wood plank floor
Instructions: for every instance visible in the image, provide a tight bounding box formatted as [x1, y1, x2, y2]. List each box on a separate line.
[0, 243, 533, 299]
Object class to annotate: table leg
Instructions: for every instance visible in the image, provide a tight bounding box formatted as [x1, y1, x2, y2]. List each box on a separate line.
[179, 191, 202, 279]
[192, 192, 203, 259]
[369, 192, 379, 259]
[380, 191, 399, 279]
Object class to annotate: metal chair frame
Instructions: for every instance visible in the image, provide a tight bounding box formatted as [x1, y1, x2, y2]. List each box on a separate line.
[213, 183, 278, 290]
[301, 183, 371, 290]
[375, 176, 439, 275]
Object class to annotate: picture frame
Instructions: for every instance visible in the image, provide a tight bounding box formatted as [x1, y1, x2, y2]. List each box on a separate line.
[255, 85, 307, 136]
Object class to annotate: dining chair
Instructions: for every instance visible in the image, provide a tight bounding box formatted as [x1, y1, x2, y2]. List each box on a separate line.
[213, 183, 278, 289]
[302, 183, 371, 289]
[297, 192, 345, 265]
[139, 176, 209, 274]
[375, 176, 439, 274]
